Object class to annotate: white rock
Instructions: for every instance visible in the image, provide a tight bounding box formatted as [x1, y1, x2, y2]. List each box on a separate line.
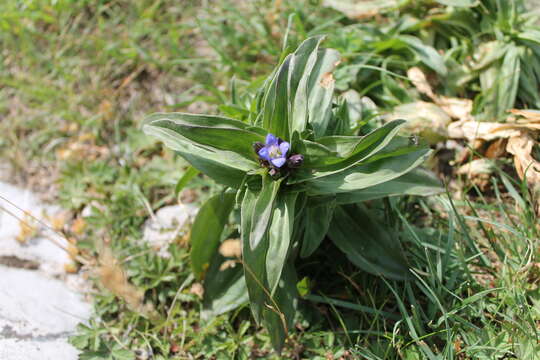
[142, 204, 198, 257]
[0, 266, 90, 335]
[0, 181, 91, 360]
[0, 182, 69, 276]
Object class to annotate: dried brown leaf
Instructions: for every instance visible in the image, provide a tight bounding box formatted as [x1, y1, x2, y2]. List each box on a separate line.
[15, 213, 38, 244]
[219, 259, 238, 271]
[98, 247, 144, 312]
[71, 217, 86, 235]
[507, 132, 540, 213]
[509, 109, 540, 122]
[189, 282, 204, 299]
[436, 96, 474, 121]
[448, 121, 522, 142]
[323, 0, 398, 19]
[485, 138, 507, 159]
[407, 67, 473, 121]
[219, 238, 242, 258]
[407, 67, 435, 98]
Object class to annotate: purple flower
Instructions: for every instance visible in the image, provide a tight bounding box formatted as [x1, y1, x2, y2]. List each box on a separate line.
[257, 134, 290, 168]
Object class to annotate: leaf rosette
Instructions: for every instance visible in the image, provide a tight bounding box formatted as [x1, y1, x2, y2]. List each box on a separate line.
[143, 36, 442, 351]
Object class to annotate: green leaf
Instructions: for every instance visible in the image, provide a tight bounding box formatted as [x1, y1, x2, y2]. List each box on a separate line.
[298, 119, 406, 169]
[250, 176, 282, 250]
[296, 276, 311, 297]
[241, 184, 268, 323]
[260, 36, 340, 139]
[497, 46, 521, 117]
[174, 166, 199, 196]
[111, 347, 135, 360]
[202, 254, 248, 320]
[144, 120, 251, 188]
[289, 36, 326, 135]
[328, 205, 409, 280]
[144, 112, 265, 161]
[266, 191, 298, 295]
[304, 148, 431, 195]
[190, 192, 236, 280]
[518, 29, 540, 46]
[472, 41, 508, 71]
[435, 0, 477, 6]
[336, 168, 443, 204]
[399, 35, 447, 76]
[263, 55, 292, 140]
[300, 201, 335, 258]
[262, 262, 298, 353]
[480, 44, 521, 120]
[307, 48, 341, 137]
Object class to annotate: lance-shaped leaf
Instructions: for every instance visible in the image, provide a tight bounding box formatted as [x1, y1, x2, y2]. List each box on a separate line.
[297, 119, 406, 169]
[307, 48, 341, 137]
[143, 114, 261, 188]
[202, 252, 248, 321]
[262, 261, 298, 353]
[329, 205, 409, 280]
[250, 176, 282, 250]
[289, 36, 326, 135]
[304, 148, 432, 195]
[144, 112, 265, 161]
[266, 192, 298, 295]
[241, 187, 266, 323]
[263, 55, 292, 140]
[144, 125, 246, 188]
[241, 177, 281, 323]
[399, 35, 447, 76]
[300, 200, 336, 258]
[336, 168, 443, 204]
[190, 192, 236, 280]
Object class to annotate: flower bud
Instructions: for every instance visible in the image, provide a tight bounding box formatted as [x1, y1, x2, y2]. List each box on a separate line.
[287, 154, 304, 168]
[252, 142, 264, 153]
[268, 168, 279, 177]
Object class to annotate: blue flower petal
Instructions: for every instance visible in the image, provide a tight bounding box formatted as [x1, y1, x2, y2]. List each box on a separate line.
[279, 141, 290, 156]
[265, 133, 278, 146]
[258, 147, 270, 161]
[271, 157, 286, 168]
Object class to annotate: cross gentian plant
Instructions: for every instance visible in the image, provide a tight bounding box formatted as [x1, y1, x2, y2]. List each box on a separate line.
[144, 36, 442, 351]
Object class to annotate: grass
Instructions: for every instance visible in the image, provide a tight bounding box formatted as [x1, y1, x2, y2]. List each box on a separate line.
[1, 0, 539, 359]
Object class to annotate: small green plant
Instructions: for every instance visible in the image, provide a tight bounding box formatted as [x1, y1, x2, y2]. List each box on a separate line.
[143, 36, 442, 351]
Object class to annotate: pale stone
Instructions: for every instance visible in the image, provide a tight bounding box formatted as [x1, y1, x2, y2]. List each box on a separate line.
[0, 181, 91, 360]
[142, 204, 198, 257]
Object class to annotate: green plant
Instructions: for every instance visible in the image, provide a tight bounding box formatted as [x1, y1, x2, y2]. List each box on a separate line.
[144, 36, 442, 351]
[324, 0, 540, 122]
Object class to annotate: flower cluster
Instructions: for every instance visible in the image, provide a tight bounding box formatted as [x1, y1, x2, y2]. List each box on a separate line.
[253, 134, 303, 177]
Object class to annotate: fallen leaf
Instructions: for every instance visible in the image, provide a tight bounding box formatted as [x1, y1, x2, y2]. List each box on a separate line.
[507, 132, 540, 214]
[408, 66, 473, 121]
[407, 67, 435, 98]
[448, 121, 522, 142]
[64, 262, 79, 273]
[323, 0, 399, 19]
[98, 247, 145, 313]
[509, 109, 540, 122]
[71, 217, 86, 235]
[219, 259, 238, 271]
[190, 282, 204, 299]
[457, 159, 495, 175]
[437, 96, 474, 121]
[485, 138, 507, 159]
[388, 101, 451, 144]
[219, 238, 242, 258]
[15, 213, 38, 244]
